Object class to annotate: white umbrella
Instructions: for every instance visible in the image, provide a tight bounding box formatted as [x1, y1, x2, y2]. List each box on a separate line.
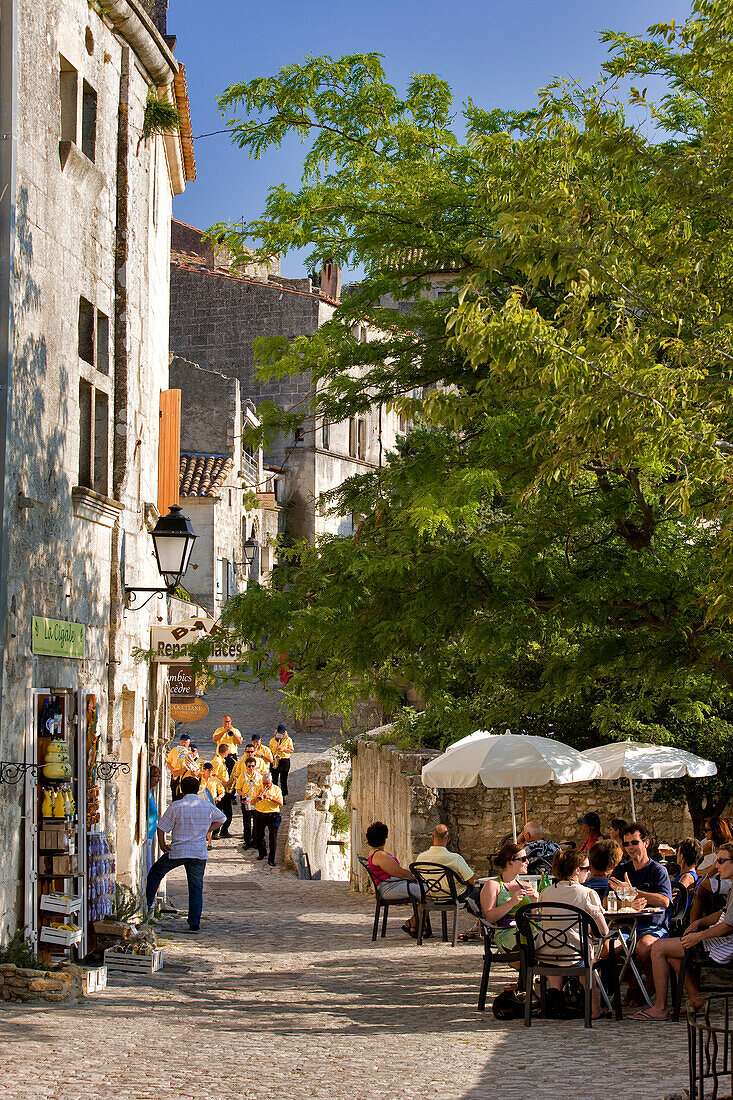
[581, 741, 717, 819]
[422, 730, 602, 840]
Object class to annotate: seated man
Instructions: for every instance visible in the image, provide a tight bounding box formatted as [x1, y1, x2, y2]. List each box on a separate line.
[414, 824, 479, 902]
[518, 820, 559, 873]
[586, 839, 623, 900]
[637, 842, 733, 1020]
[609, 821, 672, 991]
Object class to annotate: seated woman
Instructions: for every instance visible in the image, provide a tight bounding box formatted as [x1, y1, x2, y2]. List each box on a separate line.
[698, 817, 733, 873]
[638, 842, 733, 1020]
[609, 819, 628, 846]
[480, 842, 539, 953]
[365, 821, 423, 938]
[690, 824, 733, 924]
[675, 837, 703, 892]
[585, 840, 623, 900]
[539, 848, 610, 1019]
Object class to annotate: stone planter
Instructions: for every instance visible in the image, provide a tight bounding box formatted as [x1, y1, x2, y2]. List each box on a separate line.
[0, 963, 84, 1004]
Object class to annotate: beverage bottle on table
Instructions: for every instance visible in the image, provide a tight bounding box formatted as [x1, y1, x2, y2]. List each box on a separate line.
[538, 870, 551, 893]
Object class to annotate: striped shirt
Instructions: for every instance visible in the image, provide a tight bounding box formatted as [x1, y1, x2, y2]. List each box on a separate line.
[157, 794, 226, 860]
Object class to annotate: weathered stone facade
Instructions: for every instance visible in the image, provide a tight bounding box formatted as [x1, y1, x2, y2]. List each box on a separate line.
[0, 0, 193, 942]
[350, 737, 694, 891]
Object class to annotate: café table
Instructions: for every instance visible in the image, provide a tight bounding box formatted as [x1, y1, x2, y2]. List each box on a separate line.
[604, 907, 665, 1008]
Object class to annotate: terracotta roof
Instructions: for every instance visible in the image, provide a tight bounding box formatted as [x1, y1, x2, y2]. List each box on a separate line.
[170, 256, 340, 306]
[173, 65, 196, 182]
[179, 453, 233, 497]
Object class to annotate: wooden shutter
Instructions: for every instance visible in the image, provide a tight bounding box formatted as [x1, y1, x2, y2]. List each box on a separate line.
[158, 389, 181, 516]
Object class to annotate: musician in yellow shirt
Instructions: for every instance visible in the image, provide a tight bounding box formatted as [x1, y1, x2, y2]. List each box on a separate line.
[269, 724, 294, 797]
[209, 745, 234, 838]
[251, 733, 274, 767]
[166, 734, 193, 801]
[252, 773, 283, 866]
[235, 758, 263, 849]
[212, 715, 242, 761]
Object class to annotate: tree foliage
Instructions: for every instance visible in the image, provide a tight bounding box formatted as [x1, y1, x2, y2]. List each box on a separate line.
[194, 3, 733, 815]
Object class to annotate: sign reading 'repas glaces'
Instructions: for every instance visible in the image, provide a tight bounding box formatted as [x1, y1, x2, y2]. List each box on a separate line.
[151, 617, 246, 664]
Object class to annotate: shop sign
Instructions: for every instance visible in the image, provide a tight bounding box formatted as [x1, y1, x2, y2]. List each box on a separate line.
[170, 699, 209, 723]
[32, 616, 85, 659]
[168, 665, 195, 700]
[151, 617, 246, 665]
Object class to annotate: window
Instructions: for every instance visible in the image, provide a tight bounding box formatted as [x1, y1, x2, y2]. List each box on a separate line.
[321, 419, 330, 450]
[94, 391, 109, 495]
[59, 57, 78, 144]
[294, 425, 304, 443]
[78, 381, 109, 495]
[349, 417, 367, 460]
[78, 298, 110, 373]
[81, 80, 97, 162]
[78, 381, 93, 488]
[78, 298, 94, 365]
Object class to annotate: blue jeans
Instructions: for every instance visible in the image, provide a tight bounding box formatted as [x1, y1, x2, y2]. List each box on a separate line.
[146, 853, 206, 928]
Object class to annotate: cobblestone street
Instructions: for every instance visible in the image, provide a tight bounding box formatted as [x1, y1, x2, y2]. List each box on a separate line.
[0, 686, 690, 1100]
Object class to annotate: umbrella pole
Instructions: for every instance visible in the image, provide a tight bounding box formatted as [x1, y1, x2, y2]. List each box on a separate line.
[510, 787, 517, 841]
[630, 778, 636, 820]
[522, 788, 527, 826]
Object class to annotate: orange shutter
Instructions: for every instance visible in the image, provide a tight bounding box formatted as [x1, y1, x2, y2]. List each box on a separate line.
[158, 389, 181, 516]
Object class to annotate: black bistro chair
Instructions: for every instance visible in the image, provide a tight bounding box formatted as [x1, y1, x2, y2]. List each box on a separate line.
[672, 937, 733, 1020]
[474, 913, 525, 1011]
[409, 861, 473, 948]
[515, 902, 621, 1028]
[357, 856, 420, 941]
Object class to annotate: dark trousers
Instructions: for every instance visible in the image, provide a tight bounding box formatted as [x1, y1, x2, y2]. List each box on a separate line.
[254, 810, 280, 863]
[216, 793, 233, 836]
[170, 778, 183, 802]
[241, 804, 255, 847]
[146, 854, 206, 928]
[271, 758, 290, 796]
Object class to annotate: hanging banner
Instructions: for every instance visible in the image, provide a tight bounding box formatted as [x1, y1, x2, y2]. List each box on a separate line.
[170, 699, 209, 723]
[151, 617, 246, 665]
[168, 665, 195, 700]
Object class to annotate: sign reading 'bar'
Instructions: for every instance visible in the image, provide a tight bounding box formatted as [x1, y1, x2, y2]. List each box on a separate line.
[151, 617, 246, 664]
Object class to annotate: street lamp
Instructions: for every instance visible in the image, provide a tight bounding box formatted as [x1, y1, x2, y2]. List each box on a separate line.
[243, 535, 258, 566]
[125, 505, 197, 610]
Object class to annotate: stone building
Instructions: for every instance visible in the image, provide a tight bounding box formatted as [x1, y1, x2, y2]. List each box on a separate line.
[171, 356, 280, 613]
[0, 0, 194, 946]
[169, 220, 405, 543]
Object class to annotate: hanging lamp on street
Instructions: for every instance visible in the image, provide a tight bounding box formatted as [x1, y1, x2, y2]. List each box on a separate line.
[125, 505, 197, 609]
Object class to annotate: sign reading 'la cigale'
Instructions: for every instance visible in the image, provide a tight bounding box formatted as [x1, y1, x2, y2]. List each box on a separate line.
[31, 616, 85, 659]
[151, 617, 246, 664]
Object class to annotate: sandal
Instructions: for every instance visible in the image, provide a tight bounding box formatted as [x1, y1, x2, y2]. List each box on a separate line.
[401, 922, 417, 939]
[632, 1009, 668, 1022]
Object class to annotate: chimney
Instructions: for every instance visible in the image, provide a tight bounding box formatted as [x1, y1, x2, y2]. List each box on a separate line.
[320, 259, 341, 300]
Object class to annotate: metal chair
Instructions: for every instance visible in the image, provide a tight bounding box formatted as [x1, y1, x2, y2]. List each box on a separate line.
[672, 940, 733, 1021]
[357, 856, 420, 941]
[515, 902, 621, 1028]
[474, 913, 525, 1011]
[409, 861, 473, 948]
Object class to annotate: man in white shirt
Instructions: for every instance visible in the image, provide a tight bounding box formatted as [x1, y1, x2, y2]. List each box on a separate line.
[415, 824, 478, 901]
[145, 776, 226, 932]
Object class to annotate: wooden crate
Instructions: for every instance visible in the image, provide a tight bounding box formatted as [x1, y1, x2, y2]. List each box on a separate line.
[103, 948, 163, 978]
[82, 966, 107, 994]
[39, 926, 82, 947]
[40, 894, 82, 917]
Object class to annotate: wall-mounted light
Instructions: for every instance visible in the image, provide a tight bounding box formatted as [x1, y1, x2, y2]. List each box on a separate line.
[124, 506, 197, 610]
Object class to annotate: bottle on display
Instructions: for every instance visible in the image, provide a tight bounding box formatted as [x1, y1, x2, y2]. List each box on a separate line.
[538, 870, 551, 893]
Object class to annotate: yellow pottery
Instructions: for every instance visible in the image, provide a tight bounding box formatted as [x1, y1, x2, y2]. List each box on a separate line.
[41, 789, 54, 817]
[53, 790, 66, 818]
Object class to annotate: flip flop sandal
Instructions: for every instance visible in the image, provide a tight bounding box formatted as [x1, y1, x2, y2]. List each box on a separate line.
[632, 1009, 668, 1021]
[401, 922, 417, 939]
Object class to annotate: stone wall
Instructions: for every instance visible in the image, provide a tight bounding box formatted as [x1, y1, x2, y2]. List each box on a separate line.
[350, 737, 694, 888]
[284, 748, 351, 880]
[0, 963, 83, 1004]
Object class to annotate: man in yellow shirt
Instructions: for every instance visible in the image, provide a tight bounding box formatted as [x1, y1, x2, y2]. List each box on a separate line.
[232, 743, 267, 786]
[269, 724, 294, 797]
[166, 734, 194, 801]
[251, 733, 274, 767]
[236, 758, 263, 850]
[212, 715, 242, 761]
[252, 773, 283, 866]
[199, 763, 226, 845]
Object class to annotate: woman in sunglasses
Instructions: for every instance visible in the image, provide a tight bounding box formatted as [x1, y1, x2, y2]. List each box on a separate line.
[637, 843, 733, 1020]
[480, 842, 539, 952]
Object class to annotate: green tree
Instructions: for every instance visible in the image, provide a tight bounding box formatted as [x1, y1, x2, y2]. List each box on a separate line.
[193, 4, 733, 822]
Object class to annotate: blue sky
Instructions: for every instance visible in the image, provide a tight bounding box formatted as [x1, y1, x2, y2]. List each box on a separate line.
[171, 0, 693, 276]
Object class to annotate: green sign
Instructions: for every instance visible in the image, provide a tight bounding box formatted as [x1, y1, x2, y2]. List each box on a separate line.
[32, 617, 85, 659]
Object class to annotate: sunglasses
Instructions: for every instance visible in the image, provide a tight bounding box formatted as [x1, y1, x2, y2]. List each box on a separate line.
[512, 855, 529, 863]
[579, 866, 590, 872]
[717, 857, 733, 865]
[623, 840, 642, 847]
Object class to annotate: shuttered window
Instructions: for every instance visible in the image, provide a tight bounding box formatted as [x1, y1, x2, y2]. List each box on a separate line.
[158, 389, 181, 516]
